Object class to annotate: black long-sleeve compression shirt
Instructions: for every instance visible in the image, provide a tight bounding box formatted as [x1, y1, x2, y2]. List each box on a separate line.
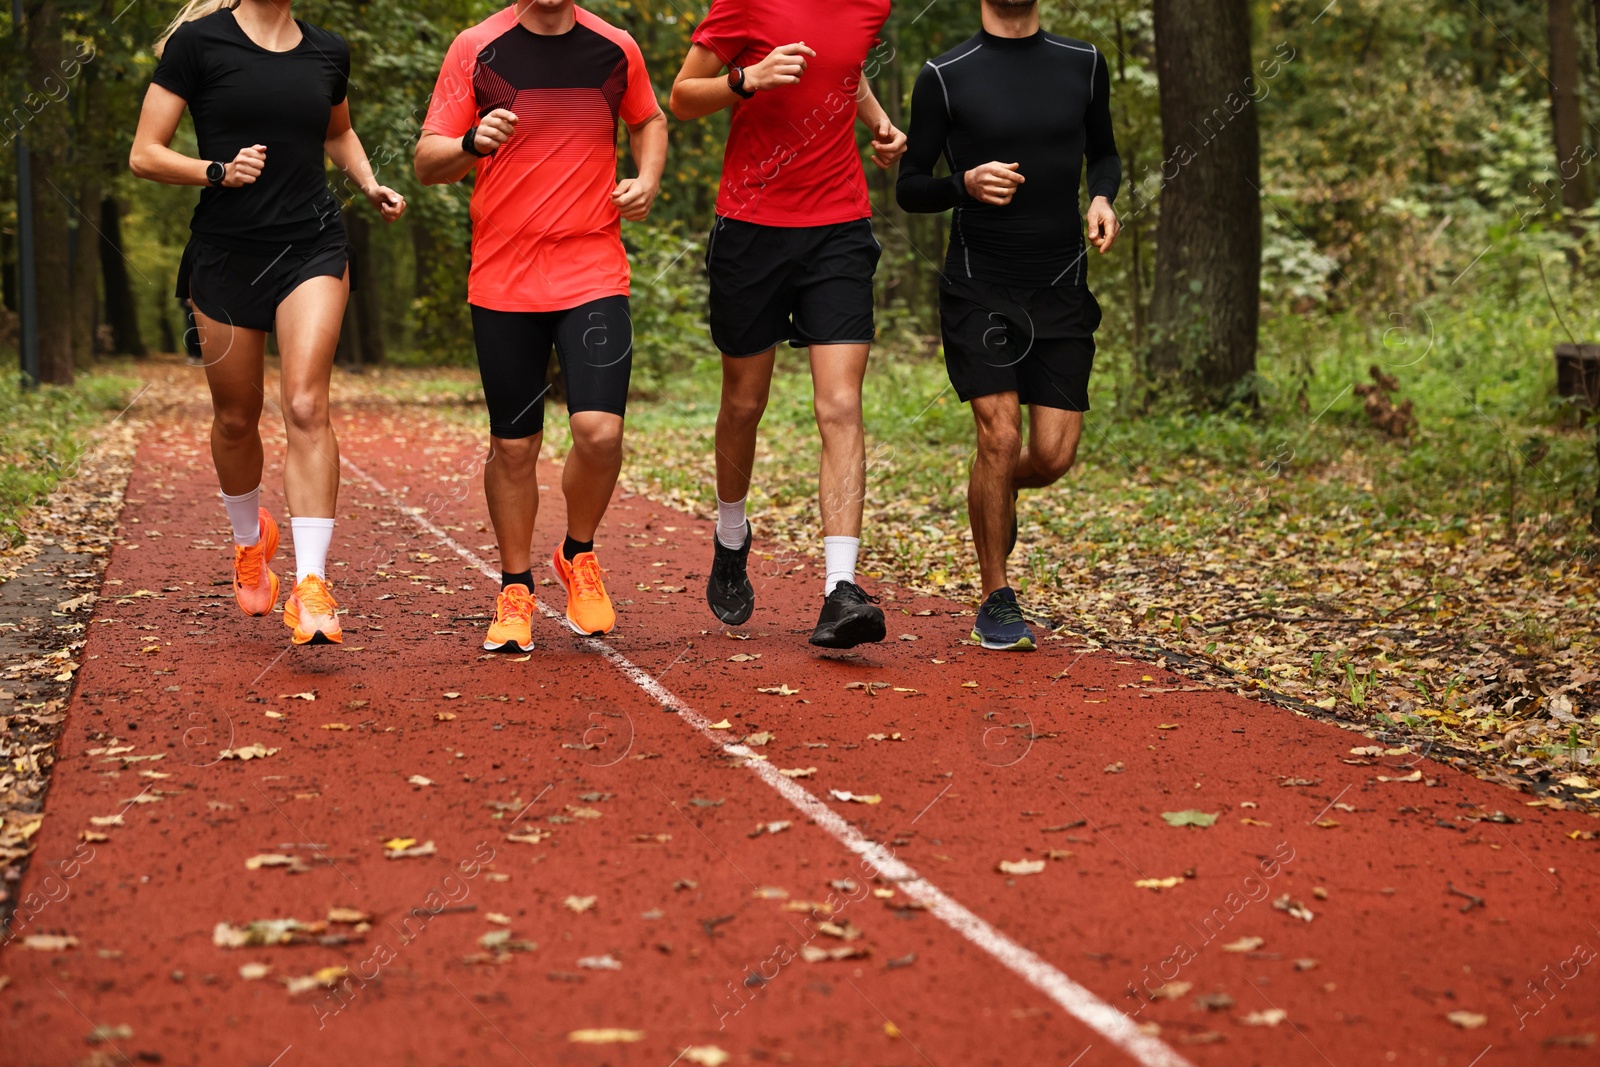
[896, 29, 1121, 288]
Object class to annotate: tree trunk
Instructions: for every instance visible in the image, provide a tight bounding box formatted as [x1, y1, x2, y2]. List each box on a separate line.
[70, 178, 102, 363]
[99, 197, 146, 356]
[26, 0, 73, 384]
[1547, 0, 1592, 210]
[346, 211, 384, 365]
[1148, 0, 1261, 403]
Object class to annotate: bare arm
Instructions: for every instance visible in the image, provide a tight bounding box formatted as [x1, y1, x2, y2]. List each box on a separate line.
[325, 101, 405, 222]
[612, 110, 668, 222]
[669, 41, 815, 120]
[413, 108, 517, 186]
[128, 82, 263, 187]
[854, 79, 905, 169]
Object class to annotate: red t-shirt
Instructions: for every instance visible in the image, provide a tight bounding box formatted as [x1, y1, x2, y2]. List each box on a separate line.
[423, 6, 660, 312]
[692, 0, 891, 227]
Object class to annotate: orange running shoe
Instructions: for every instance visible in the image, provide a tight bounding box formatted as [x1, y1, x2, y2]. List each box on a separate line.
[550, 545, 615, 636]
[484, 583, 535, 652]
[233, 508, 281, 617]
[283, 573, 342, 645]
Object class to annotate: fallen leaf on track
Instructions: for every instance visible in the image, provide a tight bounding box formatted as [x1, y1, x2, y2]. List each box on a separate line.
[568, 1029, 643, 1044]
[22, 934, 77, 951]
[829, 790, 882, 805]
[779, 767, 817, 778]
[757, 685, 799, 696]
[578, 954, 623, 970]
[218, 743, 278, 761]
[800, 945, 870, 962]
[278, 692, 316, 702]
[1135, 877, 1185, 890]
[1239, 1009, 1287, 1027]
[244, 854, 306, 872]
[407, 775, 434, 787]
[1162, 810, 1218, 828]
[564, 895, 597, 914]
[1378, 770, 1424, 783]
[997, 859, 1046, 876]
[383, 840, 436, 860]
[1221, 936, 1264, 953]
[1447, 1011, 1487, 1029]
[238, 963, 271, 980]
[682, 1047, 730, 1067]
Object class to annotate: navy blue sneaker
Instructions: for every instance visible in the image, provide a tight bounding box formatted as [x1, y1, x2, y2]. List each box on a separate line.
[971, 587, 1035, 651]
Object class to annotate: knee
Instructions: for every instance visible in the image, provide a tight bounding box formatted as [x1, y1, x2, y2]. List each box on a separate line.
[1035, 440, 1080, 482]
[720, 390, 768, 429]
[284, 391, 329, 437]
[213, 406, 259, 442]
[571, 417, 623, 459]
[490, 435, 540, 471]
[812, 392, 861, 438]
[975, 422, 1022, 462]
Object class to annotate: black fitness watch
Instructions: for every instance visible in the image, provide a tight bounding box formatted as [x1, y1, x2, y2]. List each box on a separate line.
[462, 126, 491, 158]
[728, 65, 755, 99]
[206, 161, 226, 187]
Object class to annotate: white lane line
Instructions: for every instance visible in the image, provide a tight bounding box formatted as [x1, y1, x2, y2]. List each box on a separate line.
[344, 456, 1191, 1067]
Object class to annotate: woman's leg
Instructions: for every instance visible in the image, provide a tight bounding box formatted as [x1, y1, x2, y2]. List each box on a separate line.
[195, 307, 268, 498]
[274, 272, 348, 525]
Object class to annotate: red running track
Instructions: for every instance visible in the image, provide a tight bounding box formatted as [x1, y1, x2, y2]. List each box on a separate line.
[2, 406, 1598, 1067]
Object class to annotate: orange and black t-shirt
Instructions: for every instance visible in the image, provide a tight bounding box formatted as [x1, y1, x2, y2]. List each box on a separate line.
[423, 6, 660, 312]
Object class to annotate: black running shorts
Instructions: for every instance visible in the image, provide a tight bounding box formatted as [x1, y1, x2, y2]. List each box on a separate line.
[177, 230, 350, 334]
[470, 296, 633, 440]
[705, 216, 881, 357]
[938, 276, 1101, 412]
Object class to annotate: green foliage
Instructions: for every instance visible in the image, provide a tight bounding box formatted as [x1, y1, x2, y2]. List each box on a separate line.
[0, 372, 136, 547]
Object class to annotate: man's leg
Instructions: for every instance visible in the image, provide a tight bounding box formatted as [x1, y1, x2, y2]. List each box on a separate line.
[1014, 405, 1084, 490]
[484, 432, 542, 576]
[969, 393, 1024, 597]
[811, 342, 870, 593]
[714, 349, 775, 509]
[563, 412, 623, 542]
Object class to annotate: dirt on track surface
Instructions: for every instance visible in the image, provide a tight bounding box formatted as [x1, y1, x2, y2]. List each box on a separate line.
[3, 400, 1599, 1067]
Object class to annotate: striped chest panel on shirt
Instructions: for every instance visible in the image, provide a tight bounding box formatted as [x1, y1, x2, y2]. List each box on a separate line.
[472, 21, 628, 162]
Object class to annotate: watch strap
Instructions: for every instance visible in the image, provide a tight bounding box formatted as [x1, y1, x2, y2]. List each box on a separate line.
[728, 66, 755, 99]
[462, 126, 490, 158]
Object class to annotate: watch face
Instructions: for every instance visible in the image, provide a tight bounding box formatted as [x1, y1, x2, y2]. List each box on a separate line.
[207, 162, 225, 183]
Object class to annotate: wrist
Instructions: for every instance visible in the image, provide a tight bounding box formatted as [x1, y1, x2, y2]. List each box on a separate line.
[727, 65, 756, 98]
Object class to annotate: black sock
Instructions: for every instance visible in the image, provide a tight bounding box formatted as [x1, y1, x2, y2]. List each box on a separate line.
[501, 570, 533, 590]
[562, 535, 594, 561]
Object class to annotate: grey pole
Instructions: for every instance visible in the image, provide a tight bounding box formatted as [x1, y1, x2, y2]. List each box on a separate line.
[13, 0, 40, 387]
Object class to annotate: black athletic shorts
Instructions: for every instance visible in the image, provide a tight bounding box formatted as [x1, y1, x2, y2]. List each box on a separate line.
[939, 275, 1101, 412]
[470, 296, 633, 440]
[705, 216, 881, 357]
[176, 229, 350, 334]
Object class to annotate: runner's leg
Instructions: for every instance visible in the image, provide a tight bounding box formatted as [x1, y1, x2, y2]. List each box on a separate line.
[563, 412, 623, 542]
[275, 272, 347, 525]
[1014, 405, 1083, 489]
[196, 307, 268, 498]
[970, 392, 1024, 597]
[809, 342, 870, 541]
[715, 350, 775, 506]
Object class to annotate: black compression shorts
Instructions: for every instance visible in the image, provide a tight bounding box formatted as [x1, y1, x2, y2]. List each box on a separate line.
[939, 276, 1101, 412]
[705, 216, 881, 358]
[470, 296, 633, 440]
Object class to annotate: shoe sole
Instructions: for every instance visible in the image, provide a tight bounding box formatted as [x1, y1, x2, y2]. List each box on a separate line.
[969, 628, 1036, 652]
[292, 629, 342, 646]
[483, 638, 533, 652]
[809, 610, 887, 650]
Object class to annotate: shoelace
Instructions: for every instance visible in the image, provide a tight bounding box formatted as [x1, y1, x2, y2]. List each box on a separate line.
[985, 596, 1026, 627]
[835, 582, 880, 605]
[571, 556, 607, 602]
[235, 544, 262, 586]
[499, 587, 534, 624]
[297, 575, 337, 616]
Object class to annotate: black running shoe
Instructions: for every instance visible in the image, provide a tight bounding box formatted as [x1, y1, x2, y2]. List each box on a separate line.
[1007, 490, 1019, 558]
[971, 587, 1036, 651]
[808, 581, 886, 649]
[707, 522, 755, 625]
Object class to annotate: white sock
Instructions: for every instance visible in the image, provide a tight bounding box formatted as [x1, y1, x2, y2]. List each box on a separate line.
[823, 536, 860, 595]
[221, 487, 261, 547]
[716, 497, 748, 550]
[290, 518, 335, 583]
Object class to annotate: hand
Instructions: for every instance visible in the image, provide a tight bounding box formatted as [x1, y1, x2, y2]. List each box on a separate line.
[367, 184, 406, 223]
[223, 144, 266, 188]
[964, 161, 1024, 206]
[472, 108, 518, 155]
[1086, 195, 1119, 253]
[870, 117, 906, 169]
[744, 42, 815, 91]
[611, 177, 659, 222]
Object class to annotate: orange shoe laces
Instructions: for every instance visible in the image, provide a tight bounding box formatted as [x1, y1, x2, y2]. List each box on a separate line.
[295, 575, 337, 616]
[570, 555, 607, 602]
[498, 586, 534, 624]
[235, 543, 263, 586]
